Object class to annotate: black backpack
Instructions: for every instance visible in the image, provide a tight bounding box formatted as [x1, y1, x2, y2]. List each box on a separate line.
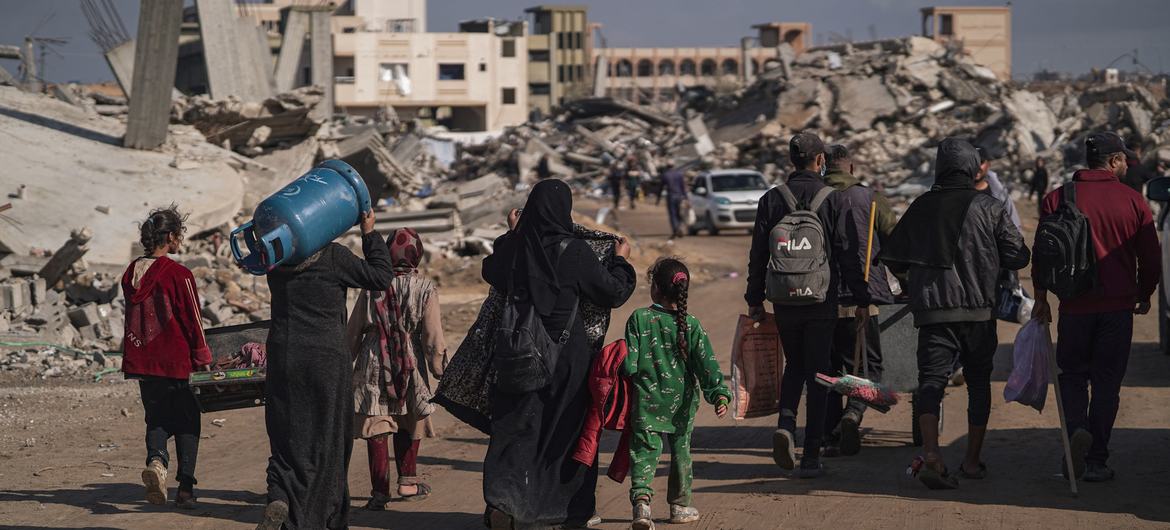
[1033, 183, 1097, 300]
[492, 240, 578, 394]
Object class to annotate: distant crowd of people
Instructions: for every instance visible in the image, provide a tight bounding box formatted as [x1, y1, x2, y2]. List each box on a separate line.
[117, 127, 1161, 528]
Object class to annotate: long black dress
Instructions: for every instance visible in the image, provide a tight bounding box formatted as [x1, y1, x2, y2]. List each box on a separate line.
[264, 232, 393, 529]
[481, 235, 635, 527]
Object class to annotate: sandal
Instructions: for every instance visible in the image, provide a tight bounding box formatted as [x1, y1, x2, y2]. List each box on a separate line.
[910, 456, 958, 490]
[398, 482, 431, 502]
[957, 462, 987, 480]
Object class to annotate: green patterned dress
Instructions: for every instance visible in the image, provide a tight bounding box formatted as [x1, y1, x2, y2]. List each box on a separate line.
[622, 305, 730, 505]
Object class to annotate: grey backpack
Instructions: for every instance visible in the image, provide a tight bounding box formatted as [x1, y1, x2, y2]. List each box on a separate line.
[765, 185, 834, 306]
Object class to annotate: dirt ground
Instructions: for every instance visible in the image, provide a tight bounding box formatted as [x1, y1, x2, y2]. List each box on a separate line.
[2, 195, 1170, 530]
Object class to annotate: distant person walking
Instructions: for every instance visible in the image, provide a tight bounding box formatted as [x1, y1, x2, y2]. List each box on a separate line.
[121, 206, 211, 510]
[881, 138, 1030, 490]
[662, 165, 689, 239]
[1032, 132, 1161, 483]
[1029, 158, 1049, 204]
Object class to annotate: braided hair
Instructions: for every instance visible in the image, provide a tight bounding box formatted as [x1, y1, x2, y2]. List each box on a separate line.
[139, 204, 187, 256]
[649, 257, 691, 361]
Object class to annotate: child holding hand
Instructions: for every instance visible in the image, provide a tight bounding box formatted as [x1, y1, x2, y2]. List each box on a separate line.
[622, 258, 731, 530]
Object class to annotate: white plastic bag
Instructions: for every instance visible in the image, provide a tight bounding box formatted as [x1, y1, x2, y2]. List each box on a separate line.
[1004, 319, 1051, 412]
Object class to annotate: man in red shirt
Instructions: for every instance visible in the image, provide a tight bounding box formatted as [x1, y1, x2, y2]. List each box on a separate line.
[1032, 132, 1161, 483]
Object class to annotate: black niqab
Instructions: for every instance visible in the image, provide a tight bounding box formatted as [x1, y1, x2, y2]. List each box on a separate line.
[501, 179, 574, 315]
[881, 138, 981, 269]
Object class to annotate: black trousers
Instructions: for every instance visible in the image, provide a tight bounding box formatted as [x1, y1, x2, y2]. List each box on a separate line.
[666, 196, 685, 236]
[139, 378, 202, 487]
[825, 316, 884, 434]
[1056, 310, 1133, 466]
[776, 314, 835, 455]
[916, 320, 997, 426]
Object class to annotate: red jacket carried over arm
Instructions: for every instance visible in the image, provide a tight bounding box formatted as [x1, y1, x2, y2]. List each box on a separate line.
[121, 257, 212, 379]
[573, 339, 633, 482]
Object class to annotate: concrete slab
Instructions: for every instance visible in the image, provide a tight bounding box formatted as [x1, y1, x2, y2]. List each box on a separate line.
[104, 40, 136, 98]
[0, 86, 243, 264]
[309, 10, 333, 120]
[273, 9, 309, 92]
[124, 0, 183, 149]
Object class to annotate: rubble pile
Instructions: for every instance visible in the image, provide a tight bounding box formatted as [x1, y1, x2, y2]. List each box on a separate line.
[172, 86, 327, 156]
[703, 36, 1170, 194]
[0, 224, 272, 378]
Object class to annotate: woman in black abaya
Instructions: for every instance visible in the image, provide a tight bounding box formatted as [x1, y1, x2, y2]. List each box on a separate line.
[481, 179, 636, 528]
[256, 212, 393, 530]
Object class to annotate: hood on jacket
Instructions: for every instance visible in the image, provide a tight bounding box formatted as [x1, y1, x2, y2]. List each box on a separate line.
[933, 138, 980, 190]
[122, 256, 177, 304]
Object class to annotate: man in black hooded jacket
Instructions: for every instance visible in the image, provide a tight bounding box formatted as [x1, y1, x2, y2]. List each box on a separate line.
[880, 137, 1030, 490]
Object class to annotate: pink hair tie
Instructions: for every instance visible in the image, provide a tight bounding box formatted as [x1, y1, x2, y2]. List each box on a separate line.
[672, 271, 688, 285]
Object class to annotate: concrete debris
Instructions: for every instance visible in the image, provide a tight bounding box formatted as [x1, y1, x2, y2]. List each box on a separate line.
[173, 86, 325, 154]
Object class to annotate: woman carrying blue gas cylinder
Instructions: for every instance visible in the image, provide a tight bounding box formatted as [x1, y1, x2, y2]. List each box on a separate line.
[242, 162, 395, 530]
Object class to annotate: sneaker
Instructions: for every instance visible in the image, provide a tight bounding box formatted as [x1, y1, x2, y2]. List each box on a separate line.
[798, 456, 824, 478]
[669, 504, 699, 524]
[1083, 463, 1115, 482]
[141, 458, 168, 505]
[255, 500, 289, 530]
[838, 414, 862, 457]
[364, 491, 392, 511]
[822, 443, 842, 458]
[632, 500, 654, 530]
[772, 429, 796, 470]
[1067, 428, 1093, 479]
[585, 514, 603, 527]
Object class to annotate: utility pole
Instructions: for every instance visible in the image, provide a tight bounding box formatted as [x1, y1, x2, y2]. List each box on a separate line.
[23, 37, 38, 93]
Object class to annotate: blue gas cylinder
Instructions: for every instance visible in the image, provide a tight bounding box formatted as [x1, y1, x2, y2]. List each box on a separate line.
[231, 159, 372, 275]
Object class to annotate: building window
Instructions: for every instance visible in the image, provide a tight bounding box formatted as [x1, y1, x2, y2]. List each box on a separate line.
[379, 63, 409, 82]
[557, 32, 564, 49]
[679, 59, 696, 76]
[529, 49, 550, 62]
[558, 65, 566, 83]
[479, 63, 487, 72]
[502, 87, 516, 104]
[530, 83, 551, 95]
[302, 66, 312, 85]
[438, 63, 465, 80]
[721, 58, 738, 76]
[615, 59, 633, 77]
[636, 59, 653, 77]
[658, 88, 675, 101]
[502, 39, 516, 58]
[576, 32, 584, 49]
[575, 65, 583, 81]
[700, 58, 717, 76]
[940, 14, 954, 36]
[387, 18, 415, 32]
[658, 60, 675, 76]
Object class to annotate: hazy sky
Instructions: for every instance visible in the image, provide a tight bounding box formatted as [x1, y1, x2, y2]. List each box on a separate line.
[2, 0, 1167, 84]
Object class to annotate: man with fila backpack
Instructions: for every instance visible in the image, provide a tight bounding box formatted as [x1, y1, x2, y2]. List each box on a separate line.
[745, 132, 872, 478]
[1032, 132, 1161, 483]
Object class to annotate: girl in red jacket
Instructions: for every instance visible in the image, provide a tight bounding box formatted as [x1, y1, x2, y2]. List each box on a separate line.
[121, 206, 211, 510]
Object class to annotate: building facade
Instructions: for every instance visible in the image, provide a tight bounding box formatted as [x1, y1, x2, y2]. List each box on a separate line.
[920, 6, 1011, 80]
[596, 22, 809, 105]
[524, 5, 591, 116]
[231, 0, 527, 131]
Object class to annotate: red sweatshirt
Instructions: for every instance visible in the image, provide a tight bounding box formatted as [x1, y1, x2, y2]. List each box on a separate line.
[1035, 169, 1161, 314]
[121, 256, 212, 379]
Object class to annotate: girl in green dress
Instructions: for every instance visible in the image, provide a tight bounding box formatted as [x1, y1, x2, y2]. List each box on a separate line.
[623, 258, 731, 530]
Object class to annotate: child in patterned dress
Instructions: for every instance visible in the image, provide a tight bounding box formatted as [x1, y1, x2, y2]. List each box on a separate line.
[622, 258, 731, 530]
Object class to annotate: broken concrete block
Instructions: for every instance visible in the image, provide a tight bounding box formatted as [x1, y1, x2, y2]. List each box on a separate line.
[832, 76, 898, 131]
[777, 78, 831, 130]
[1119, 102, 1153, 139]
[67, 302, 101, 328]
